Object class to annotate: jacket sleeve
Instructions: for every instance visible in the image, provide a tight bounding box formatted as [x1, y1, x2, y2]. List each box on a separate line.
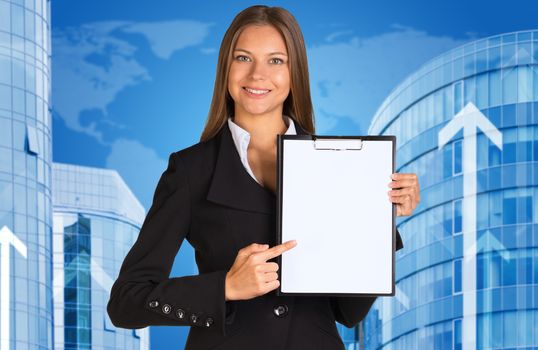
[107, 152, 229, 335]
[330, 229, 404, 328]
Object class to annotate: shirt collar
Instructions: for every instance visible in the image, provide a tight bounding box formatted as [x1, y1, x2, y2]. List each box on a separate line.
[227, 115, 297, 154]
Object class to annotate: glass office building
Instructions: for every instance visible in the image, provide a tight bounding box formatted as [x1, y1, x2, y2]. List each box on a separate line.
[358, 31, 538, 349]
[52, 163, 150, 350]
[0, 0, 53, 348]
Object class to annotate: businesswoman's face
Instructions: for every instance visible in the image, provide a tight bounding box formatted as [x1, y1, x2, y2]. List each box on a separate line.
[227, 25, 291, 119]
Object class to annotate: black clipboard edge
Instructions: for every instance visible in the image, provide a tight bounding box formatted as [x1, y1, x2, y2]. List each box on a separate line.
[275, 134, 397, 297]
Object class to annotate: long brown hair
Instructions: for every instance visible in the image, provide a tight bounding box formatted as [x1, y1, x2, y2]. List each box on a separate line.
[200, 5, 315, 142]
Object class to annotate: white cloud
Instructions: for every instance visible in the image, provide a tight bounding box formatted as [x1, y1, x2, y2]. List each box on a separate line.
[200, 47, 217, 54]
[308, 26, 469, 134]
[123, 20, 214, 59]
[325, 30, 353, 43]
[105, 138, 167, 210]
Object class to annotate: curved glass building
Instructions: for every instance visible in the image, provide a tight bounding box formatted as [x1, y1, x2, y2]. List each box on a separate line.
[0, 0, 53, 348]
[52, 163, 149, 350]
[362, 30, 538, 349]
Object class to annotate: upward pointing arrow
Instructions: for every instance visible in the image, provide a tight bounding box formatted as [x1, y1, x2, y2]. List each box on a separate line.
[438, 102, 503, 350]
[52, 250, 119, 333]
[439, 102, 502, 150]
[0, 226, 27, 257]
[0, 225, 28, 350]
[466, 229, 510, 263]
[53, 252, 114, 300]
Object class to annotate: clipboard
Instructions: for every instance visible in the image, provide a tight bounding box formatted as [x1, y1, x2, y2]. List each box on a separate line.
[276, 134, 397, 297]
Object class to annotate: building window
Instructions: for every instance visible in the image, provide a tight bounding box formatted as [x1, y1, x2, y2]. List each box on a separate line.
[443, 143, 452, 179]
[477, 251, 487, 289]
[453, 199, 462, 234]
[443, 202, 453, 235]
[501, 253, 516, 286]
[453, 319, 462, 350]
[453, 259, 462, 294]
[502, 195, 516, 225]
[516, 126, 532, 162]
[453, 140, 462, 175]
[27, 124, 39, 155]
[453, 81, 463, 115]
[517, 194, 532, 223]
[502, 67, 518, 104]
[64, 215, 93, 346]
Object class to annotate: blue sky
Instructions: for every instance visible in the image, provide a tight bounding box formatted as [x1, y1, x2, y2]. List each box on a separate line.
[51, 1, 537, 348]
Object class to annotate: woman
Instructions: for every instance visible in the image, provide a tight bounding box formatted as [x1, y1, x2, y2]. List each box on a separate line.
[107, 5, 420, 349]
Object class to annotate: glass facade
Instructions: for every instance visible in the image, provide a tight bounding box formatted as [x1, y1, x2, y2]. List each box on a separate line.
[52, 163, 149, 350]
[355, 31, 538, 349]
[0, 0, 53, 349]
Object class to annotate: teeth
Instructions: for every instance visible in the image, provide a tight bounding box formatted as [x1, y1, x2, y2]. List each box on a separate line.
[245, 87, 269, 95]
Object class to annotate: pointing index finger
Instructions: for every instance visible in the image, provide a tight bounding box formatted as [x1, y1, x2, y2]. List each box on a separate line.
[260, 240, 297, 261]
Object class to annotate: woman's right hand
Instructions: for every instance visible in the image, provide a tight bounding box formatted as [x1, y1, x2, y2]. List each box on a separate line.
[225, 240, 297, 301]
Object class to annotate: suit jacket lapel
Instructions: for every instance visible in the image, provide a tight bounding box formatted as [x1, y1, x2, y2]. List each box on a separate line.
[206, 117, 309, 214]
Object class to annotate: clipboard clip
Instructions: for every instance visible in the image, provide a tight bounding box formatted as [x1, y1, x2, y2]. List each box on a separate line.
[313, 138, 363, 151]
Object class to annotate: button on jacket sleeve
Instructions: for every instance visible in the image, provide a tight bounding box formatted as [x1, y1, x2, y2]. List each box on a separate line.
[107, 152, 228, 334]
[330, 229, 405, 328]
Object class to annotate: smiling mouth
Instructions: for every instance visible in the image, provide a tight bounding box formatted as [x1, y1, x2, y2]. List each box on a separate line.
[243, 87, 271, 95]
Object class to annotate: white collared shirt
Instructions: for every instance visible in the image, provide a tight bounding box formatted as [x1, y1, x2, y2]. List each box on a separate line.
[227, 116, 297, 184]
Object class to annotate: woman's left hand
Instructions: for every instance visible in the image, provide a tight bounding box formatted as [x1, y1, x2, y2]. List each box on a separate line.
[388, 173, 420, 216]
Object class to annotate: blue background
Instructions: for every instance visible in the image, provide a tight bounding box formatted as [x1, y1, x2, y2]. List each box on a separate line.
[50, 1, 538, 349]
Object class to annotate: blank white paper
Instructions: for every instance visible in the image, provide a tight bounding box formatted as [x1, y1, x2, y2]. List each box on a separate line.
[280, 138, 394, 294]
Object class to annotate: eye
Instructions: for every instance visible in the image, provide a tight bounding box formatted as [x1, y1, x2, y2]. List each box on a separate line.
[235, 55, 250, 62]
[270, 57, 284, 64]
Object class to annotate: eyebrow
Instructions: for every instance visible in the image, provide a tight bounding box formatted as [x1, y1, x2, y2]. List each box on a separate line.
[234, 48, 288, 56]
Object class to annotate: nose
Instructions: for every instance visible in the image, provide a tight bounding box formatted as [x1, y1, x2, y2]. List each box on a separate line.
[249, 61, 268, 81]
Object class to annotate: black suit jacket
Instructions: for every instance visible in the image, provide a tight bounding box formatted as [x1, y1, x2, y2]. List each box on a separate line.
[107, 119, 404, 350]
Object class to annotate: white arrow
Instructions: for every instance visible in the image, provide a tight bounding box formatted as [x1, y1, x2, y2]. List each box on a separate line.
[438, 102, 502, 350]
[0, 225, 28, 350]
[53, 252, 114, 300]
[500, 46, 538, 82]
[466, 229, 509, 318]
[465, 229, 510, 263]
